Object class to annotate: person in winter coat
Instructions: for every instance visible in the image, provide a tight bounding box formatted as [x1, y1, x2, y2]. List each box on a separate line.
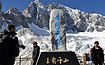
[5, 24, 25, 65]
[90, 41, 104, 65]
[32, 41, 40, 65]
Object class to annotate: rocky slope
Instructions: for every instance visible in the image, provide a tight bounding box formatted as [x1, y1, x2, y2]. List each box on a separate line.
[0, 0, 105, 33]
[0, 1, 105, 65]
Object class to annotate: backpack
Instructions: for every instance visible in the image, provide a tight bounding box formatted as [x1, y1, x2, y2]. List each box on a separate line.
[11, 36, 19, 57]
[0, 31, 10, 65]
[0, 30, 19, 64]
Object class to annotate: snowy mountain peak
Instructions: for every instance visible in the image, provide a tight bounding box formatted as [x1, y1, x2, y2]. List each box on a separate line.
[34, 0, 44, 8]
[22, 1, 37, 17]
[1, 1, 105, 65]
[6, 7, 20, 15]
[35, 0, 39, 2]
[1, 0, 105, 33]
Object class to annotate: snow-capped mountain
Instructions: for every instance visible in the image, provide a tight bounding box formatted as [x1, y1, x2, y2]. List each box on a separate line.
[0, 0, 105, 33]
[0, 0, 105, 65]
[0, 0, 105, 57]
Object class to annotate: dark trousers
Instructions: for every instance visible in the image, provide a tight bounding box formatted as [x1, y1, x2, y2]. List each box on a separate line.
[33, 59, 37, 65]
[6, 57, 15, 65]
[92, 61, 103, 65]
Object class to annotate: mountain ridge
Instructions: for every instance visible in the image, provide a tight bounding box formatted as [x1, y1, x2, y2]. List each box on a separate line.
[0, 0, 105, 33]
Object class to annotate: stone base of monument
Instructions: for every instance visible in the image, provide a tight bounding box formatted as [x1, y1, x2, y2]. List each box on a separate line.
[36, 51, 80, 65]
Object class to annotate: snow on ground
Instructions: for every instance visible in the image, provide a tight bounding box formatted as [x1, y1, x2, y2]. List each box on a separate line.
[0, 22, 8, 31]
[0, 23, 23, 32]
[16, 25, 23, 31]
[17, 28, 51, 57]
[66, 31, 105, 55]
[1, 22, 104, 57]
[2, 17, 6, 21]
[28, 23, 49, 36]
[15, 28, 105, 65]
[17, 27, 105, 57]
[8, 20, 12, 22]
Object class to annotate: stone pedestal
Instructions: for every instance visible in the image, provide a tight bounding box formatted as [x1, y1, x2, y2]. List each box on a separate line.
[50, 9, 66, 51]
[36, 51, 80, 65]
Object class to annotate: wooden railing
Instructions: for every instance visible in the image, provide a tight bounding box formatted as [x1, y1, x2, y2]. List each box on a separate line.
[77, 55, 86, 65]
[15, 57, 32, 65]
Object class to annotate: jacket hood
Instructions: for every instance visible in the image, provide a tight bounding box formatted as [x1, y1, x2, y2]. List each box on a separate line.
[3, 29, 9, 35]
[3, 29, 17, 36]
[93, 46, 102, 49]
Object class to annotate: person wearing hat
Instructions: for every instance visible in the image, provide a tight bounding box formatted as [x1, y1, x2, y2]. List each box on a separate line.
[90, 41, 104, 65]
[31, 41, 40, 65]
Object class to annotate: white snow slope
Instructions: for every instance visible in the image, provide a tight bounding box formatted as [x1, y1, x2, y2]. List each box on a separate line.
[17, 26, 105, 57]
[15, 26, 105, 65]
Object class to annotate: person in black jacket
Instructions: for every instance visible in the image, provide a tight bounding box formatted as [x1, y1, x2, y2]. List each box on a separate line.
[5, 24, 25, 65]
[90, 41, 104, 65]
[32, 41, 40, 65]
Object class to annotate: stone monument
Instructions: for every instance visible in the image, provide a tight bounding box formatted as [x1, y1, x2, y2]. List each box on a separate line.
[37, 9, 80, 65]
[50, 9, 66, 51]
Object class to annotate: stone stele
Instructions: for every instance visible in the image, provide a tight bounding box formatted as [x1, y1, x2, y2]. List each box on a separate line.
[50, 9, 66, 51]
